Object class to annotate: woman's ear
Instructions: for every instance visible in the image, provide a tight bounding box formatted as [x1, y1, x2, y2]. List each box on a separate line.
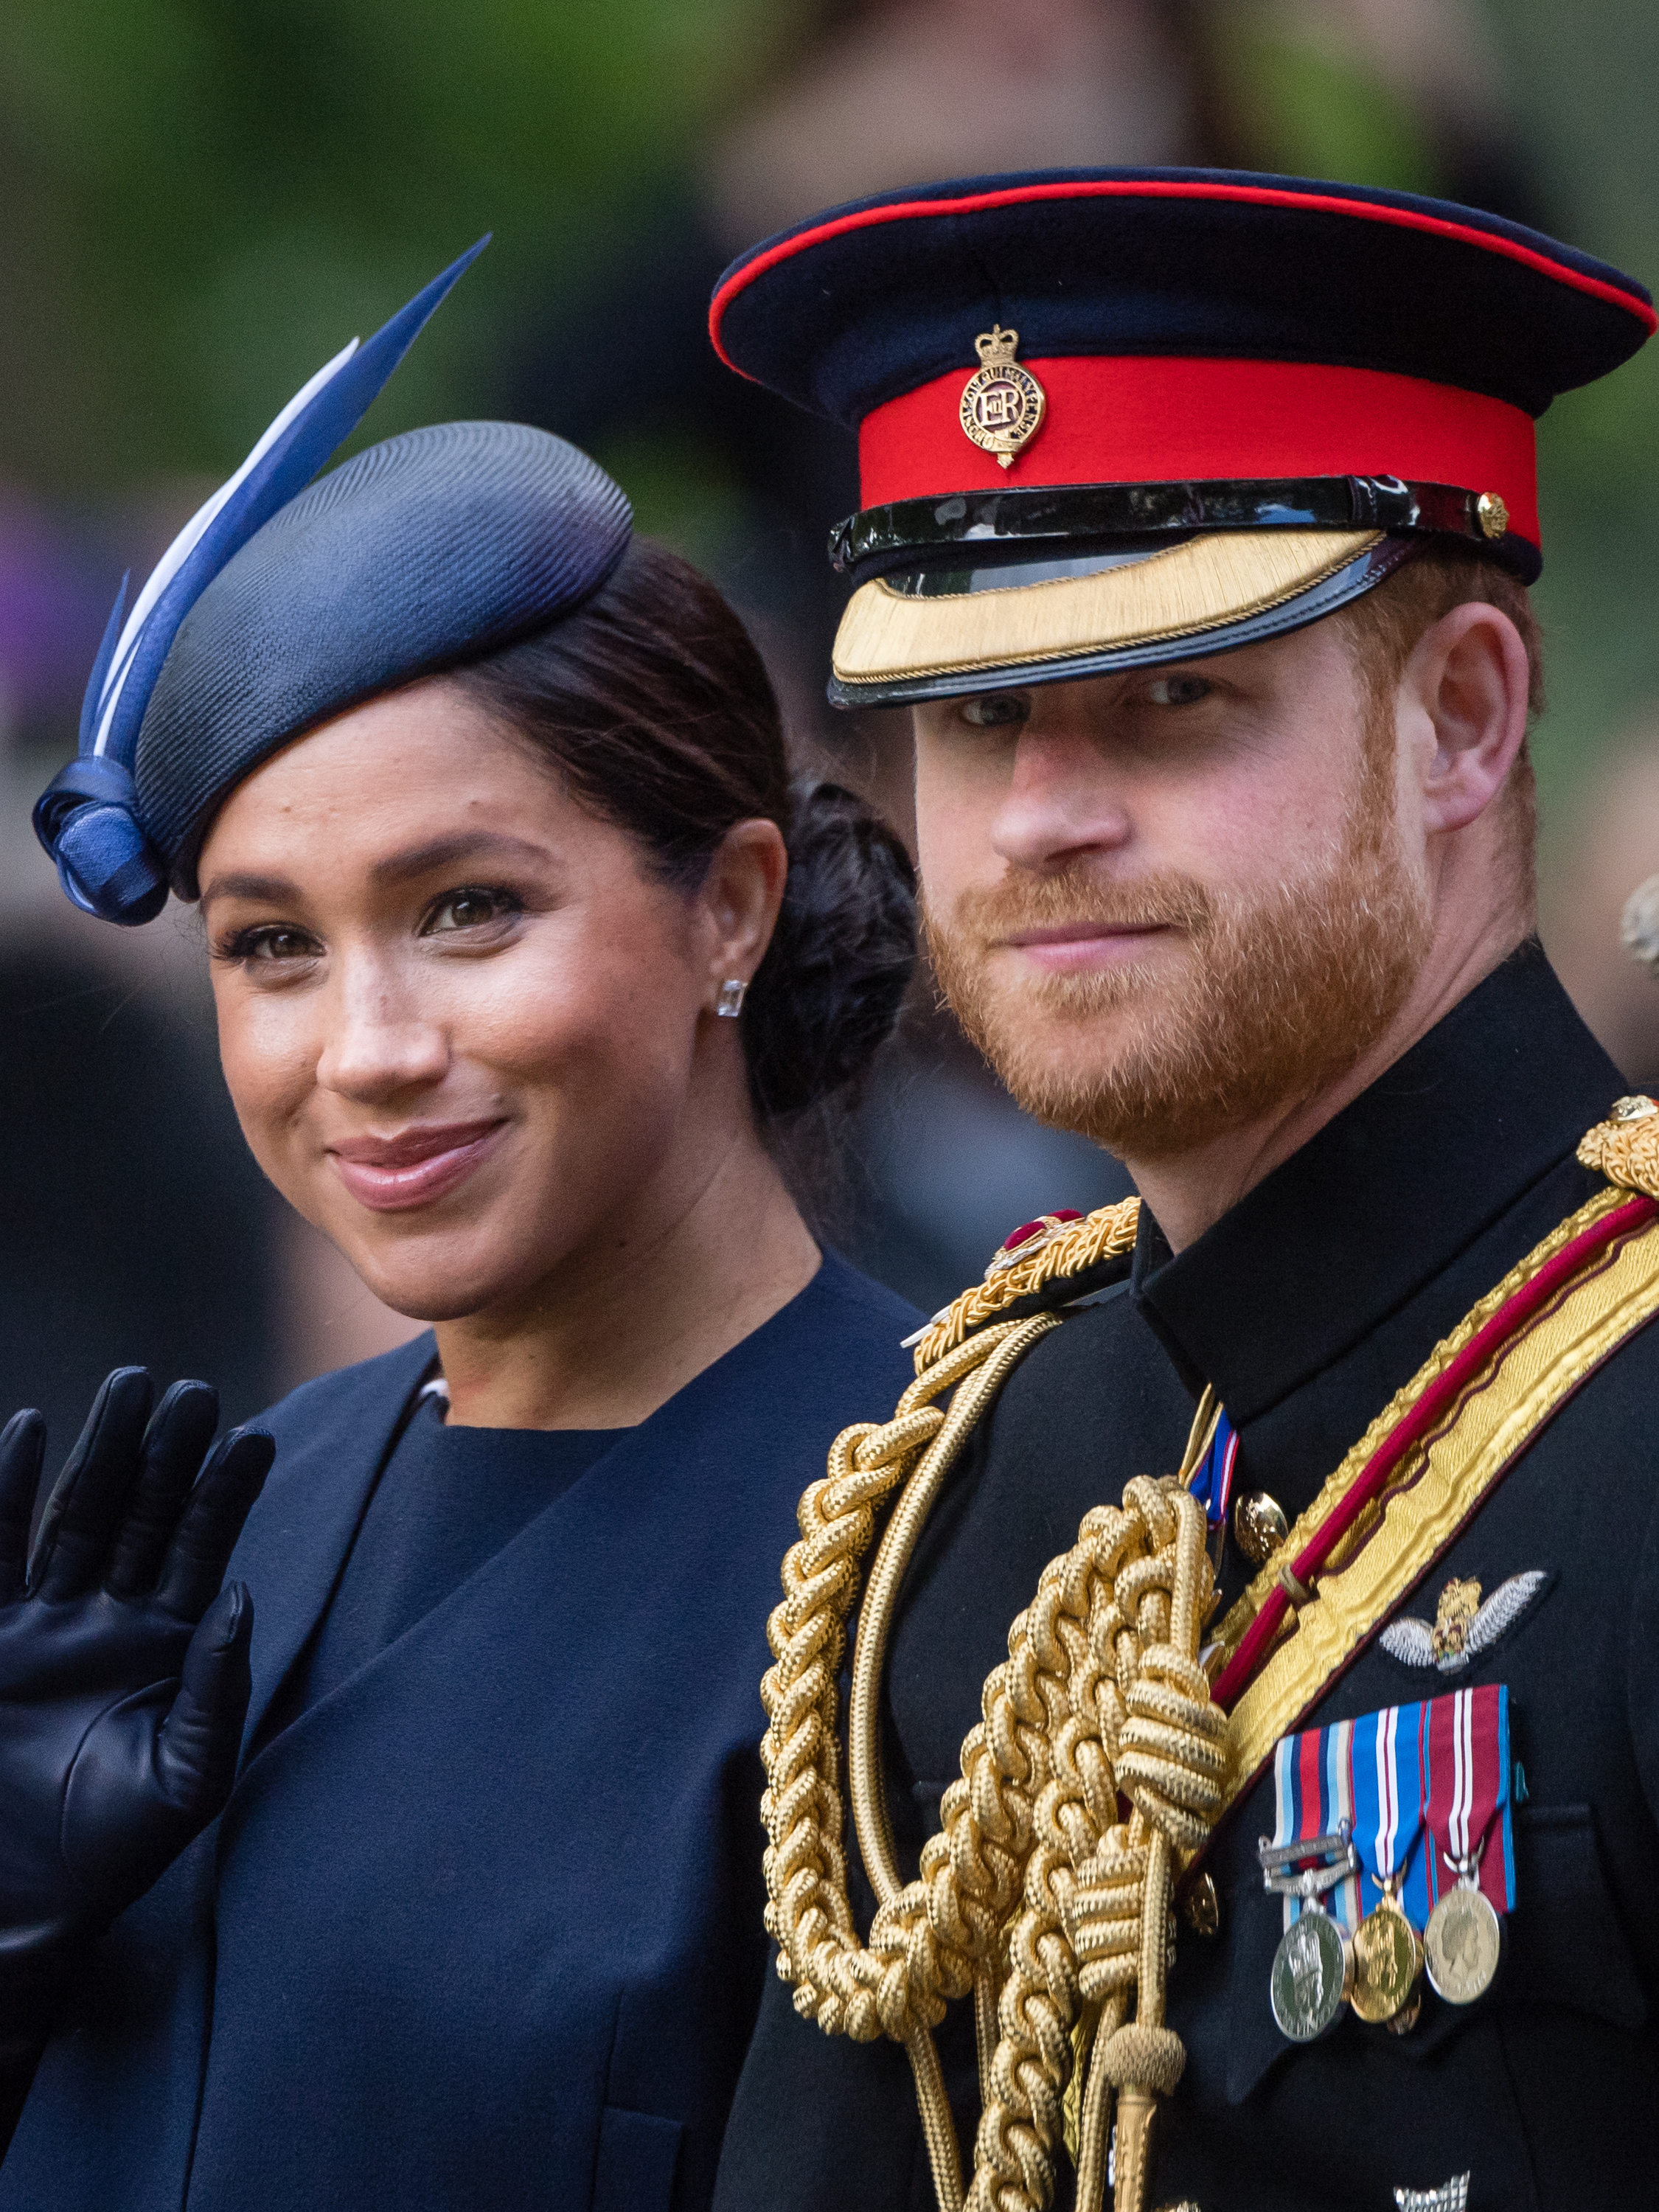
[1405, 600, 1531, 838]
[698, 818, 789, 1002]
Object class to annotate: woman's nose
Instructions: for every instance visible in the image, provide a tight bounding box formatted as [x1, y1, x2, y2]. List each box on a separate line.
[314, 967, 450, 1103]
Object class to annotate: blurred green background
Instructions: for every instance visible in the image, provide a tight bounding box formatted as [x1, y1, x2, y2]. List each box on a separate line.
[0, 0, 1652, 818]
[0, 0, 1653, 1425]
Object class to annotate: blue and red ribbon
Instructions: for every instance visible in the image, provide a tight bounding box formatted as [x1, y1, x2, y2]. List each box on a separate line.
[1270, 1685, 1514, 1933]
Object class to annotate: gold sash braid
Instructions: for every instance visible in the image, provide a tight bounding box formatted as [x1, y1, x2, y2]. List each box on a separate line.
[759, 1097, 1659, 2212]
[1220, 1175, 1659, 1794]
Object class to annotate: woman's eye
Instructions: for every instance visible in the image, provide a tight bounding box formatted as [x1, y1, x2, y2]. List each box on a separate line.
[422, 886, 521, 936]
[959, 690, 1032, 729]
[218, 924, 320, 965]
[1147, 672, 1214, 708]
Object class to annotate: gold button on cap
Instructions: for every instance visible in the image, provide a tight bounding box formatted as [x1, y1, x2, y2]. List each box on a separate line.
[1475, 490, 1509, 540]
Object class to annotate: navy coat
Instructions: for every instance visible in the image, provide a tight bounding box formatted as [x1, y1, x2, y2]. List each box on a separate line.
[0, 1251, 917, 2212]
[714, 950, 1659, 2211]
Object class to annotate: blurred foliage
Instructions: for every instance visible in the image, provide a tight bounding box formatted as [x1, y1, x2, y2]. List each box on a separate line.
[1200, 0, 1659, 828]
[1498, 0, 1659, 831]
[0, 0, 1652, 821]
[1204, 10, 1439, 195]
[0, 0, 806, 488]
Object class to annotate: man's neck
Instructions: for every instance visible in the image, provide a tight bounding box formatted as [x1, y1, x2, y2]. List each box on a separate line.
[1124, 916, 1532, 1253]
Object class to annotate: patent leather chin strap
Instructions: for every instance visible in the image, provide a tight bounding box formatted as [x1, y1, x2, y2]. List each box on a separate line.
[830, 474, 1532, 583]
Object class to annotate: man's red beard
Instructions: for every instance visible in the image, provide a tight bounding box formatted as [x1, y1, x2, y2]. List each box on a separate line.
[924, 728, 1433, 1162]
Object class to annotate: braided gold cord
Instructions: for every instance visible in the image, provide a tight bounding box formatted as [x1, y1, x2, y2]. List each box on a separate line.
[761, 1099, 1658, 2212]
[912, 1198, 1140, 1371]
[967, 1481, 1227, 2212]
[763, 1298, 1230, 2212]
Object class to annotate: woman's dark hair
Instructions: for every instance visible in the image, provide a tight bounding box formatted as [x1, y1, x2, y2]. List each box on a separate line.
[451, 536, 917, 1123]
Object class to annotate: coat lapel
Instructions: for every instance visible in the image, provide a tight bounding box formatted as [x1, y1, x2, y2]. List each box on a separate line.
[232, 1333, 437, 1755]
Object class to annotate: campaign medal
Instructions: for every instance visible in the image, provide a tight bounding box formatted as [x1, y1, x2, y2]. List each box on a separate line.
[1259, 1823, 1357, 2042]
[1270, 1902, 1351, 2041]
[959, 325, 1046, 469]
[1267, 1687, 1518, 2039]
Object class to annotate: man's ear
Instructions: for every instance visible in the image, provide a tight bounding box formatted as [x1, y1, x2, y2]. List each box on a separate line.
[1404, 600, 1531, 837]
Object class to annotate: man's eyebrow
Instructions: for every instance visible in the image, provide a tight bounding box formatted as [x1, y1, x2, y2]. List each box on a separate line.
[199, 831, 554, 911]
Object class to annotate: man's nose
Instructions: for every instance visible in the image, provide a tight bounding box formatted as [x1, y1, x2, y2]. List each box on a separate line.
[314, 961, 450, 1102]
[990, 726, 1133, 872]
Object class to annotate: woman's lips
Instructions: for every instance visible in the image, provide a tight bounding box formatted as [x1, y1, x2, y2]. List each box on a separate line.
[327, 1119, 507, 1213]
[1001, 922, 1171, 974]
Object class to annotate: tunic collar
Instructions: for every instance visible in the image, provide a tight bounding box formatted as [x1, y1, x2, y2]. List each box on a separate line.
[1130, 942, 1626, 1421]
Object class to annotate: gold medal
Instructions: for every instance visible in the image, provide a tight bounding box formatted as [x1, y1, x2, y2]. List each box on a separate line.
[959, 325, 1046, 469]
[1425, 1879, 1502, 2004]
[1350, 1885, 1424, 2025]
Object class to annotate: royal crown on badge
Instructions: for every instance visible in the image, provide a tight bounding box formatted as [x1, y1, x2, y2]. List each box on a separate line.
[959, 324, 1046, 468]
[1380, 1571, 1548, 1673]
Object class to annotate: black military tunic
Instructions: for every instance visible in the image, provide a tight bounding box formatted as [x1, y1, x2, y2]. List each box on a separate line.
[714, 942, 1659, 2212]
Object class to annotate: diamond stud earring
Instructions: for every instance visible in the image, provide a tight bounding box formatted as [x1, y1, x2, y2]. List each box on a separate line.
[715, 978, 747, 1018]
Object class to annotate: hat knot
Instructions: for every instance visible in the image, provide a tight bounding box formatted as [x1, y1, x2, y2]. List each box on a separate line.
[33, 757, 169, 925]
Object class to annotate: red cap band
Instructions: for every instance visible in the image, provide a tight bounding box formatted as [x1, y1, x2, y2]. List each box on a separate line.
[858, 355, 1539, 545]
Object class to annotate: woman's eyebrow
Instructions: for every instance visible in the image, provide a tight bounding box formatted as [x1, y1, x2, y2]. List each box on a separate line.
[369, 830, 552, 887]
[198, 869, 299, 912]
[200, 832, 553, 912]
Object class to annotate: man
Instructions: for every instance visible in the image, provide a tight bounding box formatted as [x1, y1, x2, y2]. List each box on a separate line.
[706, 173, 1659, 2212]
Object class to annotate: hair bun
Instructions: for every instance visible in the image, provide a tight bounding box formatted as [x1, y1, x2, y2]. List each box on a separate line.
[745, 779, 917, 1119]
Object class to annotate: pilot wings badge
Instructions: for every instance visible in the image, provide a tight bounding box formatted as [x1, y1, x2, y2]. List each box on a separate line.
[1380, 1573, 1548, 1672]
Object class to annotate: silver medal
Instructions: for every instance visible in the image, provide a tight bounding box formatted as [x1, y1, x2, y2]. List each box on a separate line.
[1270, 1902, 1352, 2040]
[1260, 1822, 1359, 2042]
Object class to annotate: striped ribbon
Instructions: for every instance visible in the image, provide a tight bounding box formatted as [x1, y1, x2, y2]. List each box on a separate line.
[1189, 1407, 1239, 1528]
[1270, 1684, 1514, 1933]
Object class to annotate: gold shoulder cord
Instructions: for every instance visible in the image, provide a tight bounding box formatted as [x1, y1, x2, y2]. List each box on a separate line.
[760, 1107, 1659, 2212]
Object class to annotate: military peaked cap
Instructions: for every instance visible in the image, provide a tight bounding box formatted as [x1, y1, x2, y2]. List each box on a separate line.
[710, 169, 1655, 706]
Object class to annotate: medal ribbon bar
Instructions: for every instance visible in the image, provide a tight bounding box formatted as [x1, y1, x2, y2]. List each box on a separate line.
[1271, 1686, 1514, 1936]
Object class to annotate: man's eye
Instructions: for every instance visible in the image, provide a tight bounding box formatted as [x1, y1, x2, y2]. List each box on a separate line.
[1147, 672, 1214, 708]
[422, 886, 521, 936]
[959, 691, 1032, 729]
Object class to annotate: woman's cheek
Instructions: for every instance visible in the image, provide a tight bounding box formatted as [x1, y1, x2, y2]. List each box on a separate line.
[215, 983, 320, 1161]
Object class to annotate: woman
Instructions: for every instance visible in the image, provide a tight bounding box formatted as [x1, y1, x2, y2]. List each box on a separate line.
[4, 251, 918, 2210]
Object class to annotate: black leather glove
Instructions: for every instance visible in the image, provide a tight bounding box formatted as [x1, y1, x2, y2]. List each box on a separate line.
[0, 1368, 271, 2061]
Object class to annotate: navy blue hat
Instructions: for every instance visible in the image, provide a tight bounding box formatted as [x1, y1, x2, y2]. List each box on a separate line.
[709, 169, 1655, 706]
[35, 245, 633, 921]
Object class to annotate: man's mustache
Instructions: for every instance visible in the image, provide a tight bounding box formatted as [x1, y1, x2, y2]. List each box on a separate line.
[924, 867, 1214, 947]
